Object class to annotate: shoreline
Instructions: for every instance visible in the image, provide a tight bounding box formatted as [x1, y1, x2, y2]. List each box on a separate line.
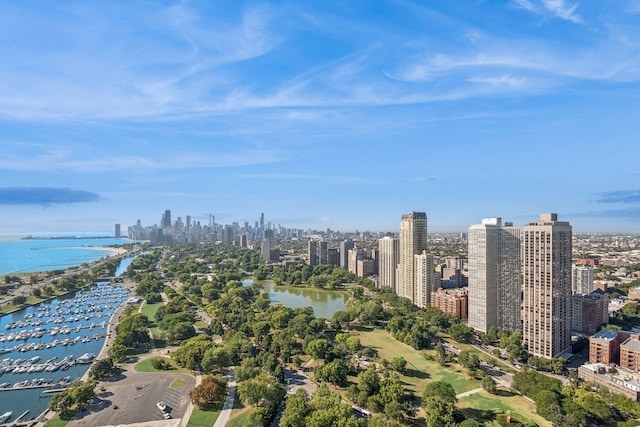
[2, 246, 129, 277]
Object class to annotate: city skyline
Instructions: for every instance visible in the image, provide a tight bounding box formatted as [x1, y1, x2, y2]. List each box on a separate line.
[1, 1, 640, 233]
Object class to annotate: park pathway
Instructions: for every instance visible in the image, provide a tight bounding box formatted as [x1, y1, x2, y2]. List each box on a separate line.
[456, 387, 483, 399]
[213, 368, 236, 427]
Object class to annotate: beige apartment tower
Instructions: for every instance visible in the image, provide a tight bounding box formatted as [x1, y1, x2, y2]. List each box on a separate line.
[468, 218, 522, 334]
[414, 250, 438, 308]
[522, 213, 572, 359]
[378, 236, 399, 291]
[398, 212, 428, 304]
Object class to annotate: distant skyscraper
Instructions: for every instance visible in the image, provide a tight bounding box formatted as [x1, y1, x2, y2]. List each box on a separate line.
[398, 212, 428, 303]
[262, 229, 274, 262]
[378, 236, 399, 291]
[162, 210, 172, 228]
[328, 248, 340, 266]
[572, 265, 594, 295]
[522, 213, 572, 359]
[114, 223, 121, 238]
[308, 241, 318, 266]
[222, 225, 233, 245]
[340, 240, 354, 270]
[260, 213, 264, 230]
[467, 218, 522, 334]
[308, 241, 327, 266]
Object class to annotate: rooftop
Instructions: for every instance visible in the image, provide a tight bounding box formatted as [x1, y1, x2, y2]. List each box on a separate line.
[592, 329, 619, 341]
[623, 338, 640, 350]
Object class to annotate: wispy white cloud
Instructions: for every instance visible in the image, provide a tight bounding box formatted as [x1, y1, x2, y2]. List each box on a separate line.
[238, 173, 378, 186]
[0, 1, 636, 125]
[467, 74, 530, 88]
[513, 0, 583, 23]
[513, 0, 539, 14]
[0, 145, 286, 173]
[541, 0, 583, 23]
[0, 3, 283, 121]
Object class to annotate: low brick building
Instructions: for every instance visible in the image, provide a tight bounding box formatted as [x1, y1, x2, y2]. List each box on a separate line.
[430, 287, 468, 320]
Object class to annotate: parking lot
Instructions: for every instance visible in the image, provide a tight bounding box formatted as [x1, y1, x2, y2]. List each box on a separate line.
[67, 366, 195, 427]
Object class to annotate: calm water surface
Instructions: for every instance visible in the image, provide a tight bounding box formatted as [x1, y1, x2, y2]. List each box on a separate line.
[243, 279, 348, 319]
[0, 233, 131, 275]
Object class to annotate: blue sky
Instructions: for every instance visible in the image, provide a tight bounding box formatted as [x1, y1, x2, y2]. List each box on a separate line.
[1, 0, 639, 234]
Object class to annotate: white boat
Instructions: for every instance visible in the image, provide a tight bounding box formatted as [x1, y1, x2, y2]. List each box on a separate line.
[0, 411, 11, 423]
[77, 353, 96, 364]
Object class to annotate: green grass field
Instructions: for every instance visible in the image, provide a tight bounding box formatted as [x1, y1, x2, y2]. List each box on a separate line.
[227, 390, 255, 427]
[355, 327, 481, 395]
[141, 300, 164, 319]
[140, 300, 166, 346]
[459, 390, 550, 427]
[44, 416, 68, 427]
[355, 327, 548, 426]
[134, 356, 190, 373]
[186, 406, 221, 427]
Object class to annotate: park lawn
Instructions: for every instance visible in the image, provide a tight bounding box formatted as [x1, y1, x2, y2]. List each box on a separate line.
[228, 391, 255, 427]
[141, 300, 164, 323]
[134, 356, 191, 374]
[141, 300, 166, 345]
[458, 389, 550, 427]
[44, 416, 68, 427]
[186, 406, 221, 427]
[442, 336, 519, 374]
[0, 295, 46, 313]
[228, 407, 255, 427]
[354, 327, 481, 395]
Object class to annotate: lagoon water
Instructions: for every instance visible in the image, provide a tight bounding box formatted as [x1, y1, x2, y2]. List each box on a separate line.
[243, 279, 348, 319]
[0, 233, 130, 275]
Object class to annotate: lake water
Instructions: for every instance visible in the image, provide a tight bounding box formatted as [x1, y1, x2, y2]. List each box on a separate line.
[243, 279, 348, 319]
[0, 233, 131, 275]
[0, 259, 133, 421]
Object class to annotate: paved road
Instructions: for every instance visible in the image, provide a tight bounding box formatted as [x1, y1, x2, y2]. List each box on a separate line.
[213, 368, 236, 427]
[284, 367, 317, 396]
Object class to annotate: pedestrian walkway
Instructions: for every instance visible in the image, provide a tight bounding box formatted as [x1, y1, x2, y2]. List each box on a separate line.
[456, 387, 483, 399]
[180, 366, 203, 427]
[213, 368, 236, 427]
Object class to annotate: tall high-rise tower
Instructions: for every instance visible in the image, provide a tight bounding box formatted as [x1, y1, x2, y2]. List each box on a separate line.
[398, 212, 428, 303]
[262, 229, 274, 262]
[467, 218, 522, 334]
[308, 240, 328, 266]
[378, 236, 399, 291]
[414, 250, 437, 308]
[572, 265, 594, 295]
[522, 213, 572, 359]
[340, 239, 355, 270]
[163, 210, 172, 228]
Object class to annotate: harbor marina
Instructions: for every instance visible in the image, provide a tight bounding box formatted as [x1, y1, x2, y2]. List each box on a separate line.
[0, 282, 130, 418]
